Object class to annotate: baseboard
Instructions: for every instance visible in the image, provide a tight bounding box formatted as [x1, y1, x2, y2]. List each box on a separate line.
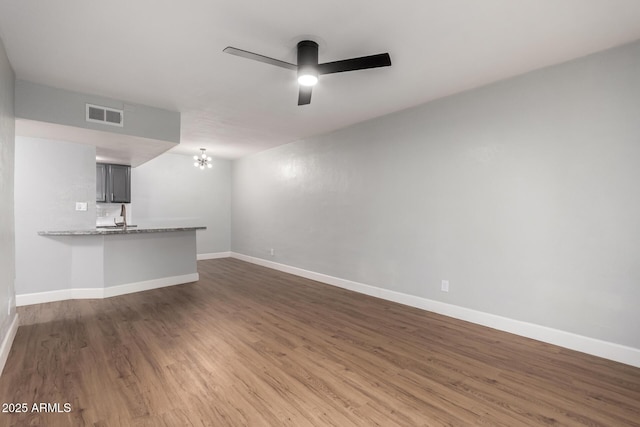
[16, 289, 74, 306]
[230, 252, 640, 368]
[197, 251, 231, 260]
[0, 314, 19, 377]
[16, 273, 199, 306]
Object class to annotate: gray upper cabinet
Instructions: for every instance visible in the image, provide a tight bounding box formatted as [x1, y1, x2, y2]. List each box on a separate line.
[108, 164, 131, 203]
[97, 163, 131, 203]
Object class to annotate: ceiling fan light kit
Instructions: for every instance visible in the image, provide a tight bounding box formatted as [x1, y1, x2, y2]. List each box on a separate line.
[297, 72, 318, 87]
[223, 39, 391, 105]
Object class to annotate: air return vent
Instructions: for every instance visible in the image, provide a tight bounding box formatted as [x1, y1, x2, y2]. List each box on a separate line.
[86, 104, 124, 127]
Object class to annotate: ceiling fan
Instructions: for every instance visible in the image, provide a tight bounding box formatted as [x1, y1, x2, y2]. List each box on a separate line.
[223, 40, 392, 105]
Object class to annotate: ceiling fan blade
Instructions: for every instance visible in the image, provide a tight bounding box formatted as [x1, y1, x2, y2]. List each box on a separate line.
[223, 47, 297, 70]
[317, 53, 391, 75]
[298, 86, 312, 105]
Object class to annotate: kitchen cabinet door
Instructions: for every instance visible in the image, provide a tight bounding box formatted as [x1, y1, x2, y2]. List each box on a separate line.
[96, 163, 107, 202]
[108, 164, 131, 203]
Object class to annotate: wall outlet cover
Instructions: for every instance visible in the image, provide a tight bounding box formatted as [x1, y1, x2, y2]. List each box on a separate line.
[75, 202, 88, 211]
[441, 280, 449, 292]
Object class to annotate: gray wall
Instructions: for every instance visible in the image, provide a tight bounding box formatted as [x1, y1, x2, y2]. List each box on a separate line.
[15, 136, 96, 294]
[132, 153, 231, 255]
[0, 36, 16, 341]
[104, 231, 196, 287]
[15, 80, 180, 143]
[232, 41, 640, 349]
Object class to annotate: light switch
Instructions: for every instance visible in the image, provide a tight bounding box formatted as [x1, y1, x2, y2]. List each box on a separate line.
[75, 202, 88, 211]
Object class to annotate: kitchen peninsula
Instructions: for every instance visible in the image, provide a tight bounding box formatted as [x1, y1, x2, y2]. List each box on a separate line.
[23, 226, 206, 305]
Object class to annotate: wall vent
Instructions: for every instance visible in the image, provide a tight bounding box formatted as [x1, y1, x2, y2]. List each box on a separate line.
[86, 104, 124, 127]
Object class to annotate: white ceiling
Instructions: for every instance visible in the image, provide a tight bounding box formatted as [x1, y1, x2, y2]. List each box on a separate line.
[2, 0, 640, 160]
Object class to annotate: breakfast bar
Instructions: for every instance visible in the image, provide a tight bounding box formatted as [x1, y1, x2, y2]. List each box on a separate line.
[31, 226, 206, 303]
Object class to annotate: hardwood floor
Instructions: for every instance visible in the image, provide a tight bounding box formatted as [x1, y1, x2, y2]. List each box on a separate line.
[1, 258, 639, 426]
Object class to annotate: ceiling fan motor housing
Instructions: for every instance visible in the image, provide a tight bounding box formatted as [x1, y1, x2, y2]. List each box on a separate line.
[297, 40, 319, 66]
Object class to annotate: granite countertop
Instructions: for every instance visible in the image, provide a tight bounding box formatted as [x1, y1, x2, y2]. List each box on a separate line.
[38, 226, 206, 236]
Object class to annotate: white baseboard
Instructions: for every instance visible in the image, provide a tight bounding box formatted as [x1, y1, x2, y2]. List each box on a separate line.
[16, 273, 199, 306]
[197, 251, 231, 260]
[0, 314, 19, 377]
[230, 252, 640, 368]
[16, 289, 75, 306]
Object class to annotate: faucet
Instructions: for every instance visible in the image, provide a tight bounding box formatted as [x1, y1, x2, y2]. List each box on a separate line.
[114, 204, 127, 229]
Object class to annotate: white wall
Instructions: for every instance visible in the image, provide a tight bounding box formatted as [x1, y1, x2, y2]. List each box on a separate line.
[232, 40, 640, 350]
[132, 152, 231, 255]
[0, 35, 16, 345]
[14, 136, 96, 294]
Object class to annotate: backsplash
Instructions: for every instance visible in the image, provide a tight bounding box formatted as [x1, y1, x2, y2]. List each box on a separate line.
[96, 203, 133, 226]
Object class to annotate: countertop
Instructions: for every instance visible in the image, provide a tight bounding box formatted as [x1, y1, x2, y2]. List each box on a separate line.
[38, 226, 206, 236]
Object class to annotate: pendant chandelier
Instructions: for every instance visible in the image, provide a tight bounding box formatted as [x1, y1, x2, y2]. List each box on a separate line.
[193, 148, 212, 169]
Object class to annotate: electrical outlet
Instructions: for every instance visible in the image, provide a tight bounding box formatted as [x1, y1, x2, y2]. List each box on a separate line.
[75, 202, 88, 211]
[269, 248, 275, 256]
[441, 280, 449, 292]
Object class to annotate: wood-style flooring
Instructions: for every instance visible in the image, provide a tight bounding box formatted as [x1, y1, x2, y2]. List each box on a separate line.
[1, 258, 639, 426]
